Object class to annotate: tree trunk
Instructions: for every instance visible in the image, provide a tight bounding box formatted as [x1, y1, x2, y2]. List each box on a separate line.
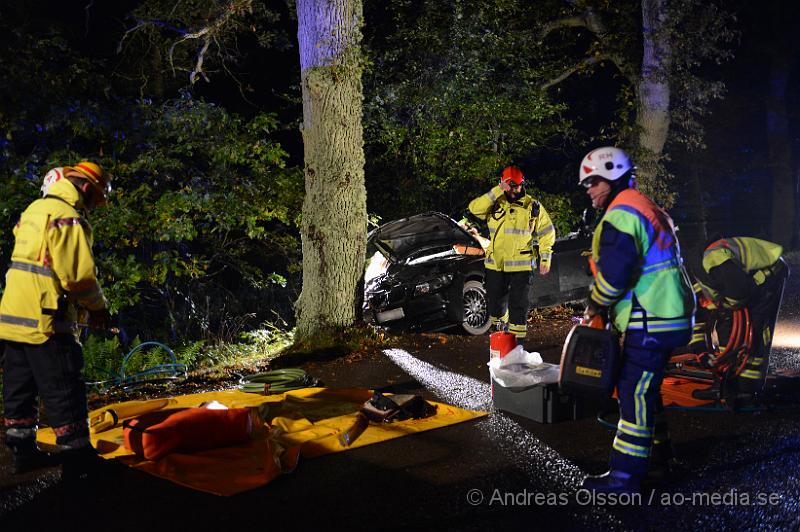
[766, 2, 796, 246]
[294, 0, 367, 343]
[635, 0, 672, 203]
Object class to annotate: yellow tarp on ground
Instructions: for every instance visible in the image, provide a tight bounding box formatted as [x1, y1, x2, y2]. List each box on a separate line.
[37, 388, 487, 496]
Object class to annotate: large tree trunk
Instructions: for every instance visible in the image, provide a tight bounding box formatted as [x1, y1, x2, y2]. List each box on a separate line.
[635, 0, 672, 203]
[294, 0, 367, 343]
[766, 2, 796, 247]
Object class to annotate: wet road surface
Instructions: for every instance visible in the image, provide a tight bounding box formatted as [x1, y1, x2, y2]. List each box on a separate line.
[3, 263, 800, 530]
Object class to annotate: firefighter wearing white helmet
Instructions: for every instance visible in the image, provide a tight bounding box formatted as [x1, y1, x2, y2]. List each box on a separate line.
[578, 147, 694, 494]
[0, 160, 112, 478]
[41, 167, 71, 196]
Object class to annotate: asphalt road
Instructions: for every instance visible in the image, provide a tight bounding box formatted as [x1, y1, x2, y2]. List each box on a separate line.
[3, 273, 800, 531]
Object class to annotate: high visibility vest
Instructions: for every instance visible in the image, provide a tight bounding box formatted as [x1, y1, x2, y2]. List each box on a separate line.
[0, 179, 106, 344]
[468, 185, 556, 272]
[591, 188, 694, 332]
[697, 237, 784, 307]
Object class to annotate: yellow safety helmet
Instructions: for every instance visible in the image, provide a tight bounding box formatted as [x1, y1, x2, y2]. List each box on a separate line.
[67, 161, 112, 204]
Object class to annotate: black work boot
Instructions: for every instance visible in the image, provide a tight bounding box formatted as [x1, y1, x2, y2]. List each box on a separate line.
[8, 438, 59, 475]
[581, 470, 641, 494]
[645, 437, 675, 486]
[60, 445, 103, 483]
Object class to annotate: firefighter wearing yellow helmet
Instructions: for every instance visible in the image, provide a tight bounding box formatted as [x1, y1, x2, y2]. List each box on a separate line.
[0, 160, 111, 478]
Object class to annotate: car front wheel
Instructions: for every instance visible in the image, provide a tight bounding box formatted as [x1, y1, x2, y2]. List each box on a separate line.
[462, 279, 491, 335]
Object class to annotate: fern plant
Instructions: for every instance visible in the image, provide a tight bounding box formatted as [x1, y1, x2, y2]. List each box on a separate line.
[82, 334, 125, 384]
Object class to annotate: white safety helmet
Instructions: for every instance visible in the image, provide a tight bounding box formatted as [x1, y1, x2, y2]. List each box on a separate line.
[578, 147, 634, 186]
[41, 166, 70, 196]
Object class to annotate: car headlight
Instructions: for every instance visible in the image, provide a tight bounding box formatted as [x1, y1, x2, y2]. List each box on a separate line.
[413, 274, 454, 297]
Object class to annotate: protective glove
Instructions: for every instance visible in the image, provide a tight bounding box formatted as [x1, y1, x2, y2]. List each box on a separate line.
[88, 308, 111, 331]
[583, 299, 609, 327]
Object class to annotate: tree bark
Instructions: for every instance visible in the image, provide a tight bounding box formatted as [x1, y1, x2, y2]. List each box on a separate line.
[294, 0, 367, 343]
[635, 0, 672, 199]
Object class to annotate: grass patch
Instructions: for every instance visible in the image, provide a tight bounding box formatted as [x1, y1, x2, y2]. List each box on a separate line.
[82, 321, 294, 388]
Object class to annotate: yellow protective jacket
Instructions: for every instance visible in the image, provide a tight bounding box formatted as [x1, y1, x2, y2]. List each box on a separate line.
[696, 236, 784, 309]
[0, 179, 107, 344]
[468, 185, 556, 272]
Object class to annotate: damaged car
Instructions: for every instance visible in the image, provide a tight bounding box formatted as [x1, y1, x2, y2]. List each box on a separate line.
[363, 212, 490, 335]
[362, 211, 593, 335]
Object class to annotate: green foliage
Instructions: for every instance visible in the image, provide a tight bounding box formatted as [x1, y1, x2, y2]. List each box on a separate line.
[203, 321, 294, 369]
[663, 0, 737, 150]
[174, 340, 208, 368]
[90, 95, 304, 337]
[364, 0, 572, 221]
[82, 334, 126, 385]
[535, 0, 736, 206]
[0, 4, 303, 341]
[83, 334, 207, 388]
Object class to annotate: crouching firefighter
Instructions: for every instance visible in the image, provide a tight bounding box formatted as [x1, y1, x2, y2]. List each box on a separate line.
[468, 166, 555, 340]
[0, 161, 112, 477]
[578, 147, 694, 494]
[689, 236, 788, 401]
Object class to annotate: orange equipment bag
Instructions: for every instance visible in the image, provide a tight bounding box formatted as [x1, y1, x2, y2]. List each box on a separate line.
[123, 407, 252, 461]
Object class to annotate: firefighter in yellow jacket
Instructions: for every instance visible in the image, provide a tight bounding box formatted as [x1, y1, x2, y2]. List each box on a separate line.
[468, 166, 555, 340]
[689, 236, 788, 398]
[0, 161, 111, 476]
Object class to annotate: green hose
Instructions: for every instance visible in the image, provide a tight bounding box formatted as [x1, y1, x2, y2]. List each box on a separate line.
[238, 368, 314, 394]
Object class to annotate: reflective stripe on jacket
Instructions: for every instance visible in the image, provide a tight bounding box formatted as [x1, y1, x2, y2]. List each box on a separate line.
[591, 188, 694, 332]
[468, 185, 556, 273]
[703, 237, 783, 286]
[0, 179, 106, 344]
[696, 237, 783, 308]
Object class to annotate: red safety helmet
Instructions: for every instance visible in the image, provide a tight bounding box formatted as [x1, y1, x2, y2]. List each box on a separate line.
[501, 166, 524, 185]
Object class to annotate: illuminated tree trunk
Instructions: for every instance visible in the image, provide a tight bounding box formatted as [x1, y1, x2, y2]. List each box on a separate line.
[294, 0, 367, 343]
[635, 0, 672, 200]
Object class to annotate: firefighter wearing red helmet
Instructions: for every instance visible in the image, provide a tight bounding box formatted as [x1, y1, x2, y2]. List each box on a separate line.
[578, 147, 694, 494]
[0, 160, 112, 478]
[468, 165, 555, 340]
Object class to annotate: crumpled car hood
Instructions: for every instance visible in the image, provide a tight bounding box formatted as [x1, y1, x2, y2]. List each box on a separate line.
[367, 211, 479, 263]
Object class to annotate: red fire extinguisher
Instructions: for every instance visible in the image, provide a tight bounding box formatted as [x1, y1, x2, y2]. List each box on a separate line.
[489, 331, 517, 360]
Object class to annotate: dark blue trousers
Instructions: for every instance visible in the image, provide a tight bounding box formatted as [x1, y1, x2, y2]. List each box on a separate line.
[609, 328, 690, 477]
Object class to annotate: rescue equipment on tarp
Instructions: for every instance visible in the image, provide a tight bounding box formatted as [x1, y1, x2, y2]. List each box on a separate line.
[89, 398, 173, 434]
[360, 392, 437, 423]
[123, 406, 256, 461]
[238, 368, 315, 394]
